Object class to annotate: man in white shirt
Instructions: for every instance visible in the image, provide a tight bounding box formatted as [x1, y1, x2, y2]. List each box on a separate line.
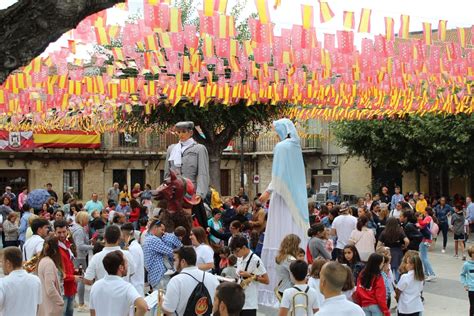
[315, 261, 364, 316]
[90, 250, 148, 316]
[23, 217, 50, 261]
[330, 202, 357, 259]
[212, 282, 245, 316]
[84, 225, 136, 285]
[121, 223, 145, 295]
[229, 234, 269, 316]
[161, 246, 219, 315]
[0, 247, 42, 315]
[279, 260, 319, 315]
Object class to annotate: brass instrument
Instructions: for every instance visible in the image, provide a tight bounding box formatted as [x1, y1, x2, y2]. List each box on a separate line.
[239, 274, 257, 289]
[290, 288, 309, 316]
[156, 289, 165, 316]
[23, 254, 40, 273]
[274, 286, 283, 303]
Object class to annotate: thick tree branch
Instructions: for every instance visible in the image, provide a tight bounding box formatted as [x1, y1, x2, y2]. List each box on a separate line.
[0, 0, 124, 83]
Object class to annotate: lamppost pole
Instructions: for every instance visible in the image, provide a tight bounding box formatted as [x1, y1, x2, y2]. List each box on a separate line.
[240, 129, 245, 192]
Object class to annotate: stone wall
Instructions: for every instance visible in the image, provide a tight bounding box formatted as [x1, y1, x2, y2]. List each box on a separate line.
[340, 156, 372, 197]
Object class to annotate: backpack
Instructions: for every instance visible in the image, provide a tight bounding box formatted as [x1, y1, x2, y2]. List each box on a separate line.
[182, 272, 213, 316]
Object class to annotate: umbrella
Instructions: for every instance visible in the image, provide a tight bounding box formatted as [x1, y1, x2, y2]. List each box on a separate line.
[26, 189, 51, 211]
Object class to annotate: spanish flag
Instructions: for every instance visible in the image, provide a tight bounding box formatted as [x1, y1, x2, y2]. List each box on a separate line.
[458, 27, 466, 48]
[422, 22, 432, 45]
[301, 5, 314, 30]
[399, 15, 410, 39]
[203, 0, 214, 17]
[385, 17, 394, 41]
[358, 8, 372, 33]
[438, 20, 447, 41]
[343, 11, 354, 30]
[319, 1, 334, 23]
[33, 130, 101, 149]
[255, 0, 270, 24]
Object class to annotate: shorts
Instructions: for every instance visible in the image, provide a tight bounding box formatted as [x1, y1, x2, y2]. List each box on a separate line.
[454, 233, 466, 241]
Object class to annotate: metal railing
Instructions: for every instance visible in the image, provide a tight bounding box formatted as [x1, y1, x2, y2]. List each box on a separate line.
[101, 131, 321, 154]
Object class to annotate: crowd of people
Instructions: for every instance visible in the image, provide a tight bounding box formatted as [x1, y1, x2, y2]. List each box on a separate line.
[0, 181, 473, 315]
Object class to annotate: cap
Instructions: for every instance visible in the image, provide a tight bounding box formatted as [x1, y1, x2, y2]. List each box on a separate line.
[175, 121, 194, 130]
[68, 186, 74, 190]
[5, 186, 11, 190]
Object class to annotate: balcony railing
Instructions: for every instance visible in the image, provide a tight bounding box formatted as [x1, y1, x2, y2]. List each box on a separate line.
[101, 131, 321, 154]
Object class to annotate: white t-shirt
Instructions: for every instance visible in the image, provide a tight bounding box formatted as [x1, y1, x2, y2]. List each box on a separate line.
[128, 240, 145, 295]
[0, 270, 42, 316]
[280, 284, 319, 315]
[23, 234, 44, 261]
[315, 294, 364, 316]
[195, 244, 214, 270]
[332, 214, 357, 249]
[90, 275, 141, 316]
[84, 246, 136, 283]
[162, 266, 219, 315]
[307, 277, 324, 308]
[236, 251, 267, 310]
[397, 270, 424, 314]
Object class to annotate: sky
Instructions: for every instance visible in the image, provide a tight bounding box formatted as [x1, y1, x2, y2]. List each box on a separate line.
[1, 0, 474, 58]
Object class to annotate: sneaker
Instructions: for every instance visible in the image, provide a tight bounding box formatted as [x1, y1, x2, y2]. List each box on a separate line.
[454, 254, 459, 258]
[463, 256, 467, 261]
[426, 275, 437, 282]
[441, 249, 446, 253]
[78, 304, 89, 313]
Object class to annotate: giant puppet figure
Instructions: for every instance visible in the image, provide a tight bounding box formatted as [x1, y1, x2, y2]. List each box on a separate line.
[164, 121, 210, 228]
[258, 118, 309, 306]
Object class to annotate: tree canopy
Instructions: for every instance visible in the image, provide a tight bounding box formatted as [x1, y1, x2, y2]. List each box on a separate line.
[331, 114, 474, 179]
[0, 0, 124, 83]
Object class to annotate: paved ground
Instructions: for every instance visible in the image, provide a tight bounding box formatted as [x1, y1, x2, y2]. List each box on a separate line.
[1, 233, 470, 315]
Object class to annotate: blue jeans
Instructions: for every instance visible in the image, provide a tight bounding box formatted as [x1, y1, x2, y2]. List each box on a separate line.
[419, 242, 435, 276]
[362, 304, 383, 316]
[439, 221, 449, 249]
[63, 295, 74, 316]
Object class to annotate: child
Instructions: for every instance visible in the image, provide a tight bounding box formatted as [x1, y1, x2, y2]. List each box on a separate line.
[278, 260, 319, 316]
[307, 259, 327, 306]
[399, 250, 419, 275]
[452, 204, 466, 260]
[353, 253, 389, 316]
[339, 245, 365, 284]
[341, 265, 356, 302]
[221, 254, 238, 280]
[218, 246, 231, 270]
[460, 245, 474, 316]
[396, 254, 424, 316]
[297, 247, 306, 261]
[376, 247, 394, 309]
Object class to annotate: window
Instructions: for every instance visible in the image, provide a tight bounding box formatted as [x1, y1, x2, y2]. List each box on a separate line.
[119, 132, 139, 147]
[63, 170, 82, 199]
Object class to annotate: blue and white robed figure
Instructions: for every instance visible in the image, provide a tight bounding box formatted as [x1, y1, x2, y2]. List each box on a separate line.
[258, 118, 309, 306]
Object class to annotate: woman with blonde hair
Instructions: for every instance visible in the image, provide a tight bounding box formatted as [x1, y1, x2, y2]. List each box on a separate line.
[37, 235, 65, 316]
[69, 211, 93, 312]
[275, 234, 301, 298]
[25, 214, 40, 241]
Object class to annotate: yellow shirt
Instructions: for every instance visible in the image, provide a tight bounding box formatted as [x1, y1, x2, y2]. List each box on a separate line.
[416, 199, 427, 214]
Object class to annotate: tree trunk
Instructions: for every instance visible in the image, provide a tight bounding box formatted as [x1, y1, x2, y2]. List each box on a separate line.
[0, 0, 124, 83]
[207, 146, 222, 193]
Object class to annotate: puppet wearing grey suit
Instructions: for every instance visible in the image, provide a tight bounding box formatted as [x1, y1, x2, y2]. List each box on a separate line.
[164, 141, 210, 199]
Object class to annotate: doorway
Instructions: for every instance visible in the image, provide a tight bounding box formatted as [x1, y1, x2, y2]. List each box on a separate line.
[131, 170, 146, 188]
[0, 170, 28, 196]
[113, 170, 127, 190]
